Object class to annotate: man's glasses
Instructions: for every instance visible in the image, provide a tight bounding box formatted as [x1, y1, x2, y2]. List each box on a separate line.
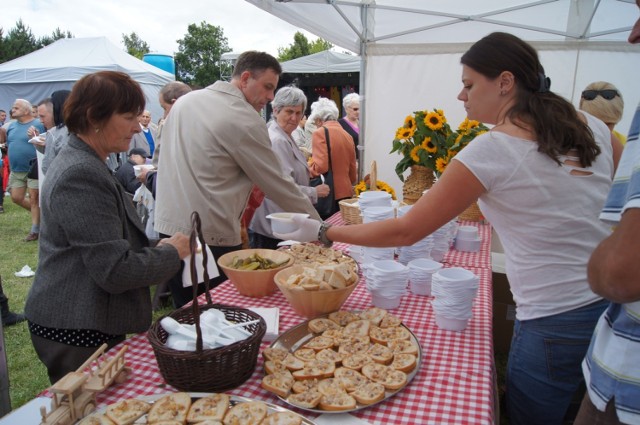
[581, 89, 619, 101]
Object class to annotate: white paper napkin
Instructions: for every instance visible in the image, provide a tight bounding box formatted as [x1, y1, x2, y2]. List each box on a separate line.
[181, 240, 219, 287]
[15, 264, 35, 277]
[247, 307, 280, 342]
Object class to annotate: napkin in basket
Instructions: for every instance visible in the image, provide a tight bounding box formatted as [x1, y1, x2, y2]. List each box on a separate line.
[181, 239, 219, 287]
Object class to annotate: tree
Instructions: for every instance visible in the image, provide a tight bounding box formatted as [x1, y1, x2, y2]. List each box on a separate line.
[174, 22, 231, 87]
[277, 31, 333, 62]
[2, 19, 37, 63]
[122, 32, 150, 59]
[37, 28, 74, 49]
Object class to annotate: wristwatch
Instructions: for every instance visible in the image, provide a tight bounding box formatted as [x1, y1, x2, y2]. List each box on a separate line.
[318, 222, 333, 248]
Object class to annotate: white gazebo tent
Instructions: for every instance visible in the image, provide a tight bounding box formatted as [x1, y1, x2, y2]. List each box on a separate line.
[246, 0, 640, 193]
[0, 37, 174, 121]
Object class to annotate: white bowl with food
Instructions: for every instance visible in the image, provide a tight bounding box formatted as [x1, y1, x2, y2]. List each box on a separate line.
[266, 212, 310, 234]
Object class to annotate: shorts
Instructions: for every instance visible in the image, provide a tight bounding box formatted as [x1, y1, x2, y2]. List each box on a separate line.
[8, 171, 39, 190]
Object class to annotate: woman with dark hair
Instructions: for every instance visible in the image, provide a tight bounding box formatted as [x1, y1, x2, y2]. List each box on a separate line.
[276, 32, 623, 424]
[24, 71, 190, 383]
[41, 89, 71, 175]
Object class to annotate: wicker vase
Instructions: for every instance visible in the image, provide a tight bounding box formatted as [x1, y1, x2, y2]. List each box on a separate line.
[402, 165, 435, 205]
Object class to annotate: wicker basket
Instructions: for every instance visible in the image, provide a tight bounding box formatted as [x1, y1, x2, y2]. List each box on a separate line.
[339, 198, 362, 224]
[147, 212, 266, 392]
[458, 201, 483, 222]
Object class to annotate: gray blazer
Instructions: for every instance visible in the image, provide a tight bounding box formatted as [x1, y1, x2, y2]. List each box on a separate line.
[129, 125, 157, 157]
[25, 134, 180, 335]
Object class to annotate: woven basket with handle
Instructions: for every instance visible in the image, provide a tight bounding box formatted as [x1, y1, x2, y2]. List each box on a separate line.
[147, 212, 266, 392]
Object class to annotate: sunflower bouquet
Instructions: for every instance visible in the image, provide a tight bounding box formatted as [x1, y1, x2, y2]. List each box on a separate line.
[354, 179, 397, 200]
[391, 109, 489, 180]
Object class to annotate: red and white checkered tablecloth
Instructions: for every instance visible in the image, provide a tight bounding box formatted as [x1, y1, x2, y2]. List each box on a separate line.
[54, 215, 496, 424]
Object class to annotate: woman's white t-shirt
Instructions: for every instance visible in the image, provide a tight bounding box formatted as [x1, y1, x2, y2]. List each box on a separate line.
[455, 113, 613, 320]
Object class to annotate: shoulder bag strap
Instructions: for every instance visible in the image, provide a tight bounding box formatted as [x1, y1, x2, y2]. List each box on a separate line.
[323, 126, 332, 173]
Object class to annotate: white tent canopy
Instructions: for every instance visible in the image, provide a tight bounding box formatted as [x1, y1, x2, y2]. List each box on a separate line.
[0, 37, 174, 121]
[281, 50, 360, 73]
[247, 0, 640, 194]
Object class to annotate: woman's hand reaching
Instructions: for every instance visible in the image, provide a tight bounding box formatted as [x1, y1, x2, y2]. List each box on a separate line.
[273, 215, 321, 242]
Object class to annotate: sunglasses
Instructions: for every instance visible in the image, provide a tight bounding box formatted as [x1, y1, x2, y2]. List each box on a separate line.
[581, 89, 619, 101]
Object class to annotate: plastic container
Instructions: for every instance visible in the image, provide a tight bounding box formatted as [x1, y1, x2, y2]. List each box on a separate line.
[143, 53, 176, 75]
[435, 314, 469, 331]
[371, 293, 402, 309]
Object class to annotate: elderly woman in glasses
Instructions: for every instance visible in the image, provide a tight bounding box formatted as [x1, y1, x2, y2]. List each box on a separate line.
[580, 81, 626, 145]
[338, 92, 360, 158]
[249, 86, 330, 249]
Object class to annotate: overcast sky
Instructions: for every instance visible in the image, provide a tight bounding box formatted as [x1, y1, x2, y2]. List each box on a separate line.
[2, 0, 319, 57]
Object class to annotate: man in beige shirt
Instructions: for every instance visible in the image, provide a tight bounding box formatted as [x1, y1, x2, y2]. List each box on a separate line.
[155, 51, 320, 307]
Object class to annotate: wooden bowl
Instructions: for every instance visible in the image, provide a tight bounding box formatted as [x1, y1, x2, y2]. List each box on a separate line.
[274, 265, 358, 318]
[217, 249, 294, 298]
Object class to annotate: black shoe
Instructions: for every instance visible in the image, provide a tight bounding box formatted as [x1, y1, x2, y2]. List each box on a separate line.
[2, 311, 26, 326]
[0, 206, 4, 213]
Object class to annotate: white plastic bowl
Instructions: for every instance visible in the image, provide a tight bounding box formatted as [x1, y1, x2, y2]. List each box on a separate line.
[133, 164, 155, 177]
[435, 314, 469, 331]
[371, 293, 402, 309]
[266, 212, 310, 234]
[455, 237, 481, 252]
[457, 225, 479, 240]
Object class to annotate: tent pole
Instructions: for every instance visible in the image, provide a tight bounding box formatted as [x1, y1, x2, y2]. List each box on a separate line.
[358, 2, 370, 183]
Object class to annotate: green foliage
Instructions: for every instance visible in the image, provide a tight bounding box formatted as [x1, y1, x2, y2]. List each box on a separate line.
[174, 21, 231, 87]
[0, 20, 73, 64]
[122, 32, 150, 59]
[277, 31, 333, 62]
[37, 28, 74, 49]
[1, 19, 37, 63]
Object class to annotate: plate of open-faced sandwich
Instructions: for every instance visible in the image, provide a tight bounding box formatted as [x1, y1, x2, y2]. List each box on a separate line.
[260, 307, 422, 414]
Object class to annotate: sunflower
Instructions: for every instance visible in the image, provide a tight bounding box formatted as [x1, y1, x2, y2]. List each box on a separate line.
[424, 112, 444, 131]
[404, 115, 417, 131]
[435, 157, 449, 174]
[422, 137, 437, 153]
[395, 126, 415, 140]
[410, 145, 422, 162]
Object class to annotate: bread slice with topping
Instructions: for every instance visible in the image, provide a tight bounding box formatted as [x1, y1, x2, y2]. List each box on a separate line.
[359, 307, 387, 326]
[287, 389, 323, 409]
[261, 371, 295, 398]
[318, 393, 357, 411]
[77, 414, 116, 425]
[105, 398, 151, 425]
[261, 411, 303, 425]
[222, 401, 268, 425]
[146, 392, 191, 424]
[186, 393, 230, 423]
[308, 318, 339, 334]
[391, 353, 417, 373]
[328, 311, 360, 326]
[350, 382, 386, 405]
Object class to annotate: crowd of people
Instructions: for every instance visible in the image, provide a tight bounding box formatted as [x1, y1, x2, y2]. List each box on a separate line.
[0, 3, 638, 423]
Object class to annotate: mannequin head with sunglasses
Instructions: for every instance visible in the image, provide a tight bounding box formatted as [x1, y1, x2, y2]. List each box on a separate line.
[579, 81, 624, 133]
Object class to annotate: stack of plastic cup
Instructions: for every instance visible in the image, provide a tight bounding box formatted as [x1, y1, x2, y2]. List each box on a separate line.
[430, 225, 451, 262]
[358, 191, 392, 216]
[362, 206, 395, 223]
[407, 258, 443, 296]
[365, 260, 409, 309]
[454, 225, 482, 252]
[431, 267, 479, 331]
[395, 204, 432, 264]
[361, 205, 395, 265]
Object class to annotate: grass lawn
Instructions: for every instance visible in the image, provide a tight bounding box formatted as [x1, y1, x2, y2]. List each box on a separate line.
[0, 198, 173, 412]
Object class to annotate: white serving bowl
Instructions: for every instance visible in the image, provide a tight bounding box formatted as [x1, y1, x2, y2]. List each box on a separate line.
[133, 164, 155, 177]
[266, 212, 310, 234]
[455, 237, 481, 252]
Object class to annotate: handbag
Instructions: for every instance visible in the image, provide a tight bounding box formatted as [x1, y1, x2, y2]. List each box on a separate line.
[309, 127, 336, 219]
[27, 158, 38, 180]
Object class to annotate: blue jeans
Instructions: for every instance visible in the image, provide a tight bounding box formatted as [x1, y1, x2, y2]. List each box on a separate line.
[506, 299, 609, 425]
